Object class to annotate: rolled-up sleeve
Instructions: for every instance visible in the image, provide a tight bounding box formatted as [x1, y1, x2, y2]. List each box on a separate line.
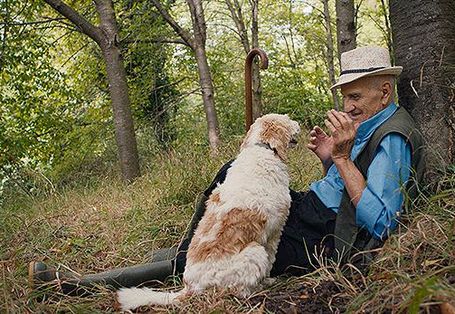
[356, 133, 412, 240]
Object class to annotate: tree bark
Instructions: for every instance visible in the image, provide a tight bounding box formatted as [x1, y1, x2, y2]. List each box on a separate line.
[250, 0, 262, 121]
[379, 0, 393, 62]
[188, 0, 220, 150]
[335, 0, 356, 58]
[151, 0, 220, 151]
[322, 0, 340, 110]
[194, 45, 220, 150]
[44, 0, 140, 183]
[96, 0, 140, 182]
[390, 0, 455, 183]
[225, 0, 262, 121]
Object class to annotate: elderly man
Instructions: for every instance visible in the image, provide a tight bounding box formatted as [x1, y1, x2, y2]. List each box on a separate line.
[30, 46, 424, 293]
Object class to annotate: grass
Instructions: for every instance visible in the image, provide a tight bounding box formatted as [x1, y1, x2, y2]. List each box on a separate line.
[1, 134, 454, 313]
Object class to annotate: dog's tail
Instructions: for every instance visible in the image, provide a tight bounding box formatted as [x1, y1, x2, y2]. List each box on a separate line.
[116, 286, 186, 311]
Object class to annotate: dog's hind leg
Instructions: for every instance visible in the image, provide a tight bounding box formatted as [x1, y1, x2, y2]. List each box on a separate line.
[221, 242, 270, 297]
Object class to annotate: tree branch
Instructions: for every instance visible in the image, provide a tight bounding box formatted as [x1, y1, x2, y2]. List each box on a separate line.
[251, 0, 259, 48]
[43, 0, 103, 44]
[225, 0, 250, 53]
[150, 0, 195, 49]
[121, 37, 191, 47]
[188, 0, 207, 46]
[0, 18, 66, 26]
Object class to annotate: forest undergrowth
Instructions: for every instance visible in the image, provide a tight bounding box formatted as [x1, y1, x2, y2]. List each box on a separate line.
[1, 134, 454, 313]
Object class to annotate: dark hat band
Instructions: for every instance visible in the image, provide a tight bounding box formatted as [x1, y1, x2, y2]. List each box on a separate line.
[340, 66, 386, 75]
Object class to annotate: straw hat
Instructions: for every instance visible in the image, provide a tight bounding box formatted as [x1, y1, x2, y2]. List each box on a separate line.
[331, 46, 402, 89]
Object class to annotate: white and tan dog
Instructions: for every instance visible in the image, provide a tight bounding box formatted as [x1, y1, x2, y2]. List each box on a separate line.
[117, 114, 300, 311]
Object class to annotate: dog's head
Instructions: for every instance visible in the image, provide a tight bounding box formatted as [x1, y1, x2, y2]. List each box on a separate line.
[241, 114, 301, 161]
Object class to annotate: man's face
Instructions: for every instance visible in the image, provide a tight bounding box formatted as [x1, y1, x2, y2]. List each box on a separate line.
[340, 77, 388, 123]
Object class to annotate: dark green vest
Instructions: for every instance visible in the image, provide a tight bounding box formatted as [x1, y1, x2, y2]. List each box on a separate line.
[334, 106, 425, 265]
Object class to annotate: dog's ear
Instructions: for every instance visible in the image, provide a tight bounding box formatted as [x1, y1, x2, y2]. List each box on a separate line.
[259, 120, 291, 161]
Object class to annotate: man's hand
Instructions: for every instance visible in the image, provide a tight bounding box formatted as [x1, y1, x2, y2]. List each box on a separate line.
[324, 109, 359, 162]
[325, 110, 365, 205]
[307, 125, 334, 172]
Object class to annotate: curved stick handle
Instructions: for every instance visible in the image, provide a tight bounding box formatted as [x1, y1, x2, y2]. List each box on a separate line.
[245, 48, 269, 132]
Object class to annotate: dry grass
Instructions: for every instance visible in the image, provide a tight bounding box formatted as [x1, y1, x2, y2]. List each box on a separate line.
[346, 206, 455, 312]
[1, 134, 454, 313]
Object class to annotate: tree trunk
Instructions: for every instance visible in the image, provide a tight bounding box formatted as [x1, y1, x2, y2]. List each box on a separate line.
[379, 0, 393, 62]
[44, 0, 140, 182]
[188, 0, 220, 151]
[194, 45, 221, 150]
[336, 0, 356, 58]
[390, 0, 455, 183]
[250, 0, 262, 121]
[322, 0, 340, 110]
[101, 45, 141, 182]
[96, 0, 140, 182]
[150, 0, 220, 151]
[225, 0, 263, 121]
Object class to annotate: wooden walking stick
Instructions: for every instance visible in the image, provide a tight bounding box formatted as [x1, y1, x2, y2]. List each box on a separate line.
[245, 48, 269, 132]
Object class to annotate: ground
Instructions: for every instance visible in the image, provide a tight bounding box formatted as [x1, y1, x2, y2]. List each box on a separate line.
[1, 138, 454, 313]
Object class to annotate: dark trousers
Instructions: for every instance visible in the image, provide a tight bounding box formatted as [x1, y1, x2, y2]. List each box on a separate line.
[271, 190, 336, 276]
[175, 162, 337, 277]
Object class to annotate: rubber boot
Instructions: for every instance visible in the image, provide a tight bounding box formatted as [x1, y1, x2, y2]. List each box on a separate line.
[59, 259, 174, 296]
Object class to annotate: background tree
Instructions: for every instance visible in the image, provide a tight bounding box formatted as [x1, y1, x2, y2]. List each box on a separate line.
[378, 0, 392, 59]
[258, 0, 333, 128]
[150, 0, 220, 151]
[335, 0, 357, 58]
[0, 0, 391, 194]
[44, 0, 140, 182]
[322, 0, 339, 109]
[120, 1, 180, 149]
[0, 1, 108, 191]
[225, 0, 263, 120]
[390, 0, 455, 183]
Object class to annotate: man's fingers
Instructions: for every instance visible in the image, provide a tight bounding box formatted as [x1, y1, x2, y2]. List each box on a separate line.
[337, 111, 355, 130]
[336, 111, 348, 123]
[307, 143, 317, 151]
[329, 110, 358, 133]
[313, 126, 324, 135]
[331, 109, 352, 127]
[324, 119, 336, 134]
[310, 126, 325, 137]
[327, 111, 343, 129]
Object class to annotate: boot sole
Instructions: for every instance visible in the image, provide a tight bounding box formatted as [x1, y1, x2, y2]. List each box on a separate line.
[28, 261, 37, 290]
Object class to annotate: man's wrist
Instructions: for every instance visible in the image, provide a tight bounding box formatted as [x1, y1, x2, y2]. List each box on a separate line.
[332, 156, 351, 167]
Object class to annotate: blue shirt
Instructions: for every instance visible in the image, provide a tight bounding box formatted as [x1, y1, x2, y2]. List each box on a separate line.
[310, 103, 412, 240]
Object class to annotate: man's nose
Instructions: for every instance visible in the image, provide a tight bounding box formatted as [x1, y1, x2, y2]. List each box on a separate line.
[343, 99, 355, 113]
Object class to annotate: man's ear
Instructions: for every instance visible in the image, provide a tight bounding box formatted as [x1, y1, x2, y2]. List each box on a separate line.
[381, 81, 392, 105]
